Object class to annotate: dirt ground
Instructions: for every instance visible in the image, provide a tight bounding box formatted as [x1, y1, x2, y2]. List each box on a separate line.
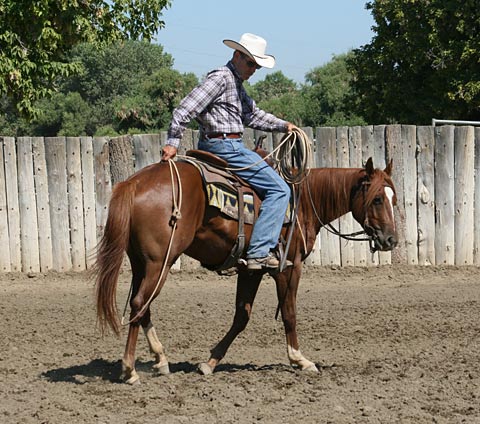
[0, 265, 479, 424]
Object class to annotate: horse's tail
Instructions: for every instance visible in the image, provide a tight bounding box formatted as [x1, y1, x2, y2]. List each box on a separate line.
[94, 179, 136, 336]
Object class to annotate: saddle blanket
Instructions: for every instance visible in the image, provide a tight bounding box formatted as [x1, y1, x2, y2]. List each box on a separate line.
[206, 183, 291, 225]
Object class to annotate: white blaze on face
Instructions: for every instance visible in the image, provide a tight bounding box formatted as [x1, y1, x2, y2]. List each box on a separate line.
[384, 187, 395, 231]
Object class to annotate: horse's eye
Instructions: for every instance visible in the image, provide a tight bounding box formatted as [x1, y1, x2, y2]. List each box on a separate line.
[373, 196, 382, 205]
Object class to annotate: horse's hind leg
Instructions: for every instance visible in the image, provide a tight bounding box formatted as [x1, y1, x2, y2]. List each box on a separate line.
[122, 260, 170, 384]
[198, 271, 263, 375]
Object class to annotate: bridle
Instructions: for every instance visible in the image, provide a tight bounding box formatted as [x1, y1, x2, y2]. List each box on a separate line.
[305, 175, 390, 253]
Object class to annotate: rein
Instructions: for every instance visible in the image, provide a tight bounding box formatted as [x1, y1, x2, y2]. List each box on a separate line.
[121, 159, 182, 327]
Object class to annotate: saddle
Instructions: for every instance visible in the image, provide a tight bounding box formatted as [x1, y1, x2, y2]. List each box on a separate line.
[180, 149, 290, 273]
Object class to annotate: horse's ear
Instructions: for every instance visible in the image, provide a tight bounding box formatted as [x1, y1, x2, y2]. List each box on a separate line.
[365, 157, 374, 176]
[384, 158, 393, 176]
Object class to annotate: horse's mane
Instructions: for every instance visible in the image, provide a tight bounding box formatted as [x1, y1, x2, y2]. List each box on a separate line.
[307, 168, 363, 219]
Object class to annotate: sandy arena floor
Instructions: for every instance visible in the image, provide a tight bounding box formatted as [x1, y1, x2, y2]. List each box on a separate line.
[0, 265, 479, 423]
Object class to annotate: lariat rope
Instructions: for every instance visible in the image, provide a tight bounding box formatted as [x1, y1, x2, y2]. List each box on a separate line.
[224, 128, 313, 185]
[121, 159, 182, 327]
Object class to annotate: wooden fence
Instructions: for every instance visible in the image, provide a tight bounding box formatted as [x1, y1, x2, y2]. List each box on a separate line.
[0, 125, 479, 273]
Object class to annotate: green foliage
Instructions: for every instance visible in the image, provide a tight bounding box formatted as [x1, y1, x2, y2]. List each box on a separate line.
[348, 0, 480, 124]
[31, 92, 90, 136]
[0, 0, 171, 117]
[248, 72, 298, 103]
[301, 53, 366, 127]
[63, 40, 179, 134]
[249, 72, 304, 125]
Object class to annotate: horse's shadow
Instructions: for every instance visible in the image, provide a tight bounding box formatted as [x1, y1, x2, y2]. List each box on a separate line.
[41, 359, 311, 384]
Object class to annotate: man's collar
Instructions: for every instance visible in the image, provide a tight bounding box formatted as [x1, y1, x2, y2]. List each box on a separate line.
[227, 60, 243, 82]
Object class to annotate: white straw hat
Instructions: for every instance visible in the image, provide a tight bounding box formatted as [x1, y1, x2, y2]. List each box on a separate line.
[223, 33, 275, 69]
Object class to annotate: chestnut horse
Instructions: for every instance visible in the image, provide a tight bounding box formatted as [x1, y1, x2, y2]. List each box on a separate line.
[95, 156, 397, 384]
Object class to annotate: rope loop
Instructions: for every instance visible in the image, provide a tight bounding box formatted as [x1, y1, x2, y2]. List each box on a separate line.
[274, 128, 313, 185]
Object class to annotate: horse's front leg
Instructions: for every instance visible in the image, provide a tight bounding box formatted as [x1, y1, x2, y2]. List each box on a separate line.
[276, 265, 318, 372]
[198, 271, 263, 375]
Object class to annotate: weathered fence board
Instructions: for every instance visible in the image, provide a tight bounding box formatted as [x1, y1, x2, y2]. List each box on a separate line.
[475, 128, 480, 265]
[17, 137, 40, 272]
[32, 137, 53, 272]
[0, 138, 12, 271]
[133, 134, 161, 171]
[81, 137, 97, 267]
[67, 137, 87, 271]
[4, 136, 21, 271]
[434, 126, 455, 265]
[45, 137, 72, 271]
[0, 125, 479, 272]
[454, 126, 475, 265]
[416, 126, 435, 265]
[401, 125, 418, 265]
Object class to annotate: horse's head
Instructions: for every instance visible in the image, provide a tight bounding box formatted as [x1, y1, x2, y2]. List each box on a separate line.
[351, 158, 398, 252]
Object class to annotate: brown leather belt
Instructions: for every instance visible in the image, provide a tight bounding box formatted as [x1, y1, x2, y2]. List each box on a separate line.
[206, 132, 242, 139]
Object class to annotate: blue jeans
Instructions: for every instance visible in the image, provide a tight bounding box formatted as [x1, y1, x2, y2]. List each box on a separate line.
[198, 137, 290, 259]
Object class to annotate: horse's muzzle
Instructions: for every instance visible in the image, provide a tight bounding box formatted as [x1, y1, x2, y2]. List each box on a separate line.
[372, 231, 398, 252]
[366, 225, 398, 252]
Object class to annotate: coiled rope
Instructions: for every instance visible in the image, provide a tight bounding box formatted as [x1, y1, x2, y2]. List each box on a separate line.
[273, 128, 313, 185]
[225, 127, 313, 185]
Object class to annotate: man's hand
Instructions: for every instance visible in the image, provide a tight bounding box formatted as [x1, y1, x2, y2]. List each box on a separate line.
[286, 122, 300, 133]
[162, 145, 178, 161]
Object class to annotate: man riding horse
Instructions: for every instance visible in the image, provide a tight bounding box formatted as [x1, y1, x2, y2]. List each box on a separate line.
[161, 33, 298, 271]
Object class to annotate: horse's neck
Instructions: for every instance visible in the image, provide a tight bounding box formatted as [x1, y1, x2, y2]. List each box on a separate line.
[303, 168, 359, 233]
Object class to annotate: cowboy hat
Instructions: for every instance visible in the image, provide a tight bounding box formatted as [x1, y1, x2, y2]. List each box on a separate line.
[223, 33, 275, 69]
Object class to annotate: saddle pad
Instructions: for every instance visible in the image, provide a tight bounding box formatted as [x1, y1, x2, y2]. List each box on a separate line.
[207, 183, 256, 224]
[206, 183, 291, 225]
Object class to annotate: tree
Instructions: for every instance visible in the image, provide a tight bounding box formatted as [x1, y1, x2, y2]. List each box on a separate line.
[348, 0, 480, 124]
[63, 40, 176, 134]
[248, 72, 304, 125]
[31, 92, 91, 136]
[0, 0, 171, 116]
[301, 53, 366, 127]
[113, 67, 198, 133]
[248, 71, 298, 103]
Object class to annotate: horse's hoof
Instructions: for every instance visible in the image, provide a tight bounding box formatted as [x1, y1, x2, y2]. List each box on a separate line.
[303, 364, 319, 372]
[153, 363, 170, 375]
[125, 374, 141, 385]
[197, 362, 214, 375]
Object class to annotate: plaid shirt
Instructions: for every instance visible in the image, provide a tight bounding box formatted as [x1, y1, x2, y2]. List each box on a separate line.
[166, 61, 288, 148]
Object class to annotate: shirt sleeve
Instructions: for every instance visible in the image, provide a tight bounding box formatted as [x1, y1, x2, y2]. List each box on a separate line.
[166, 71, 225, 148]
[241, 91, 288, 132]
